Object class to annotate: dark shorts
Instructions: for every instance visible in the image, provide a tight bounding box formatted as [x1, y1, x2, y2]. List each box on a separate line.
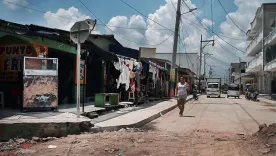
[177, 95, 187, 100]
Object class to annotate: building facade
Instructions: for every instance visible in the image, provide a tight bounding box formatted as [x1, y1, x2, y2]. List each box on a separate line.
[246, 3, 276, 94]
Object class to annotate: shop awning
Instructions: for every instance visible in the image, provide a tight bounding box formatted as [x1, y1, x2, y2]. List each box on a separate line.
[109, 45, 139, 60]
[141, 58, 167, 71]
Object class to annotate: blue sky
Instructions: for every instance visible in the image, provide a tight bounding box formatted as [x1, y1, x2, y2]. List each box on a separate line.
[0, 0, 270, 78]
[1, 0, 237, 33]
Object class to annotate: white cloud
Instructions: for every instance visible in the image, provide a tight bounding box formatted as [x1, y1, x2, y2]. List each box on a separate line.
[105, 15, 148, 49]
[42, 0, 275, 77]
[206, 0, 276, 77]
[44, 7, 91, 31]
[3, 0, 28, 10]
[202, 19, 214, 27]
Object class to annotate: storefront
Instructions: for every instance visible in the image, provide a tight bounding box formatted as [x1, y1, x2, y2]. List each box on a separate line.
[0, 21, 77, 109]
[109, 45, 142, 102]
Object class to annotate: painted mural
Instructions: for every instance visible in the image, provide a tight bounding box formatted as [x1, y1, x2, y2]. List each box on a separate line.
[23, 75, 58, 108]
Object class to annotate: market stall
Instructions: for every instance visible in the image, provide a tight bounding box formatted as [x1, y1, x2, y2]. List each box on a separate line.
[141, 58, 167, 100]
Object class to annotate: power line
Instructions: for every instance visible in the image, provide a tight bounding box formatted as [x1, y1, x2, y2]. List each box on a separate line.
[181, 15, 247, 39]
[78, 0, 174, 47]
[3, 0, 176, 31]
[181, 0, 246, 54]
[218, 34, 246, 40]
[209, 56, 230, 65]
[214, 39, 241, 59]
[3, 0, 174, 47]
[119, 0, 174, 33]
[211, 0, 214, 38]
[216, 0, 247, 35]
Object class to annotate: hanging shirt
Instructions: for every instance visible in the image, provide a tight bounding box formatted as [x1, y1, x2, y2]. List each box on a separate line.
[116, 64, 130, 90]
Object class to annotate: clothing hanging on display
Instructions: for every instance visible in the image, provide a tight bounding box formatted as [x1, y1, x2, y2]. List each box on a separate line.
[113, 57, 123, 71]
[116, 63, 130, 90]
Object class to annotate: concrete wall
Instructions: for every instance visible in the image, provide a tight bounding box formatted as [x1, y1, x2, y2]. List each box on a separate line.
[155, 53, 198, 75]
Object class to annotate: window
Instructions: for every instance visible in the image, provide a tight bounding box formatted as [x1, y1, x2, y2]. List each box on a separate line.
[208, 84, 219, 88]
[228, 86, 239, 91]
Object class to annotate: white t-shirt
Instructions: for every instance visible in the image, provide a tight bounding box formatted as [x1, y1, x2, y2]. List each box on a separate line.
[177, 82, 187, 96]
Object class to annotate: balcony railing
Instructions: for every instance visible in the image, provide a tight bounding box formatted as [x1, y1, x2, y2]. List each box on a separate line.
[246, 31, 263, 56]
[250, 7, 262, 31]
[265, 27, 276, 46]
[264, 59, 276, 71]
[246, 52, 263, 73]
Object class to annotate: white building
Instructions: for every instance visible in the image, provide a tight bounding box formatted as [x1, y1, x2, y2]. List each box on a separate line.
[246, 3, 276, 94]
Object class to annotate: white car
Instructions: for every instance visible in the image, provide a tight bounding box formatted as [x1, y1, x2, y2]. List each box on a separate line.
[206, 83, 220, 98]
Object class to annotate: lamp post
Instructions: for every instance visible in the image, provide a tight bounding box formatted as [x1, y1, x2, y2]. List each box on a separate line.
[199, 35, 214, 93]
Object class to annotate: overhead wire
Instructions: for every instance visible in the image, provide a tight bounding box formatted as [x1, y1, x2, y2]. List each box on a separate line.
[216, 0, 248, 36]
[170, 0, 196, 72]
[211, 0, 214, 40]
[78, 0, 174, 47]
[119, 0, 174, 33]
[2, 0, 174, 47]
[181, 0, 246, 54]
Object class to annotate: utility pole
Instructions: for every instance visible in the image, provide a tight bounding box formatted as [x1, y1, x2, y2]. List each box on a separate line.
[199, 35, 214, 93]
[170, 0, 181, 96]
[199, 35, 203, 93]
[239, 57, 242, 93]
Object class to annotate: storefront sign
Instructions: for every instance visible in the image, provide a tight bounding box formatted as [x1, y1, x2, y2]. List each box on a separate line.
[0, 43, 49, 82]
[75, 58, 86, 85]
[0, 44, 36, 81]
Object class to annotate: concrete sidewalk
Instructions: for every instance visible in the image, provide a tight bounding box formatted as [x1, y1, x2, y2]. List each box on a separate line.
[91, 95, 194, 132]
[0, 111, 92, 141]
[0, 95, 195, 140]
[258, 97, 276, 107]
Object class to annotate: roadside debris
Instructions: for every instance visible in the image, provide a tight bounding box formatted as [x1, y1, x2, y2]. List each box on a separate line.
[104, 147, 119, 154]
[251, 123, 276, 155]
[117, 128, 144, 132]
[48, 145, 57, 149]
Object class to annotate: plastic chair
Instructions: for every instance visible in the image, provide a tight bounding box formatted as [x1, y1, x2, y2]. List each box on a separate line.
[129, 92, 135, 101]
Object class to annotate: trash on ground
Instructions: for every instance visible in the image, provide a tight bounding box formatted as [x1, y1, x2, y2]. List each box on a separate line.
[48, 145, 57, 149]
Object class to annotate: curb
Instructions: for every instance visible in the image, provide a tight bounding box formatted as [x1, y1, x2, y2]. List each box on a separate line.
[90, 96, 195, 133]
[259, 99, 276, 107]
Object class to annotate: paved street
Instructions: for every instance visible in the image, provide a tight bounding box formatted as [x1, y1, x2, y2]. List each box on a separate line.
[3, 95, 275, 156]
[146, 95, 276, 135]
